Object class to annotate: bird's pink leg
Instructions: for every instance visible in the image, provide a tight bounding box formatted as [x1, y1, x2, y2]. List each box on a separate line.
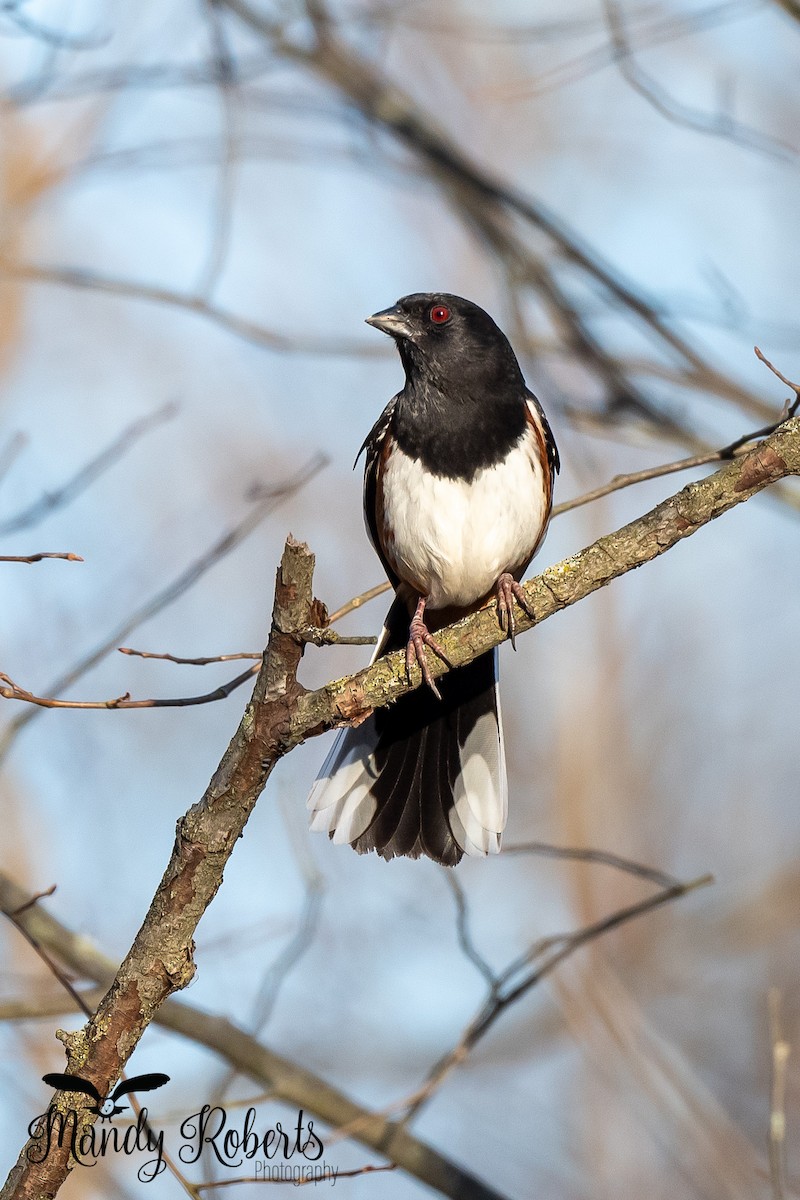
[495, 572, 535, 650]
[406, 595, 452, 700]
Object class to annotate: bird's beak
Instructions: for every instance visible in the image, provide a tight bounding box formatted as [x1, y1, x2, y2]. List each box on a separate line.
[365, 306, 413, 339]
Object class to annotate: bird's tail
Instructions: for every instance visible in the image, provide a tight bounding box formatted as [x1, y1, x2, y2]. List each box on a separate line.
[307, 599, 507, 865]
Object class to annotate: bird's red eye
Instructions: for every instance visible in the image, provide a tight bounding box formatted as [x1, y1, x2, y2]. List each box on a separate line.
[429, 304, 451, 324]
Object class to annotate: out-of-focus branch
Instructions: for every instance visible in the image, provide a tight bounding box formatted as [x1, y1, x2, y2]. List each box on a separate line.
[196, 1, 241, 299]
[601, 0, 796, 161]
[0, 433, 26, 489]
[399, 873, 712, 1123]
[485, 0, 761, 100]
[0, 402, 176, 537]
[504, 842, 677, 889]
[0, 4, 106, 50]
[2, 263, 382, 358]
[555, 355, 800, 515]
[774, 0, 800, 23]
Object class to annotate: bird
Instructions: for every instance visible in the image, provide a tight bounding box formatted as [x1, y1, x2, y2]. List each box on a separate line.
[307, 293, 559, 866]
[42, 1072, 170, 1121]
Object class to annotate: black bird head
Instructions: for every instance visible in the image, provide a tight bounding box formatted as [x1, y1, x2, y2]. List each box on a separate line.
[366, 293, 526, 399]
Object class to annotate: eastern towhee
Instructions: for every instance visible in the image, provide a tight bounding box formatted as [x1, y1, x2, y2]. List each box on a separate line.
[308, 293, 559, 865]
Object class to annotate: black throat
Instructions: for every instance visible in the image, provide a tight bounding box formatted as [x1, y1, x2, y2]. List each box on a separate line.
[391, 369, 527, 481]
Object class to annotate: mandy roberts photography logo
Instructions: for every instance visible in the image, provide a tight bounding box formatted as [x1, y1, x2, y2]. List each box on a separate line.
[28, 1074, 332, 1185]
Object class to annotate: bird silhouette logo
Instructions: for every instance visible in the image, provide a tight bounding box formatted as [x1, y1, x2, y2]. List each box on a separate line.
[42, 1072, 170, 1122]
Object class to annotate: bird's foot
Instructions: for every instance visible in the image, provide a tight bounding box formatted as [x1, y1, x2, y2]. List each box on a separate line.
[406, 600, 451, 700]
[496, 573, 535, 650]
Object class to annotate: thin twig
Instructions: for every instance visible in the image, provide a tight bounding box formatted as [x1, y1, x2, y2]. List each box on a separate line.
[0, 552, 83, 564]
[601, 0, 796, 162]
[119, 648, 261, 665]
[327, 871, 713, 1146]
[0, 665, 259, 710]
[399, 873, 713, 1123]
[442, 873, 498, 992]
[504, 842, 677, 889]
[326, 582, 392, 624]
[756, 346, 800, 412]
[195, 1, 240, 299]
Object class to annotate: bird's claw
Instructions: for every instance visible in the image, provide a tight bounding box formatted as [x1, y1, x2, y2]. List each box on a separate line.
[496, 573, 535, 650]
[406, 616, 451, 700]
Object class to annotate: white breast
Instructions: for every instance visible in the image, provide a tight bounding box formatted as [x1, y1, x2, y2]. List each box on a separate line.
[380, 420, 548, 610]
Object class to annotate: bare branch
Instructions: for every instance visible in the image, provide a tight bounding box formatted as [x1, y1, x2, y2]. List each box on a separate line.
[488, 1, 762, 100]
[0, 664, 259, 711]
[0, 552, 83, 564]
[400, 873, 712, 1123]
[118, 648, 261, 665]
[601, 0, 796, 162]
[504, 842, 677, 889]
[756, 346, 800, 411]
[8, 53, 273, 107]
[0, 4, 107, 51]
[195, 0, 241, 299]
[4, 263, 382, 358]
[326, 582, 392, 624]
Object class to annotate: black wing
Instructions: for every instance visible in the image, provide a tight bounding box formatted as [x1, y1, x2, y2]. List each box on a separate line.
[111, 1073, 170, 1101]
[359, 395, 400, 590]
[525, 390, 560, 476]
[42, 1073, 102, 1102]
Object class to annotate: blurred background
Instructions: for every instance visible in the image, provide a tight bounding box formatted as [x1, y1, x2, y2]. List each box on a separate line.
[0, 1, 799, 1197]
